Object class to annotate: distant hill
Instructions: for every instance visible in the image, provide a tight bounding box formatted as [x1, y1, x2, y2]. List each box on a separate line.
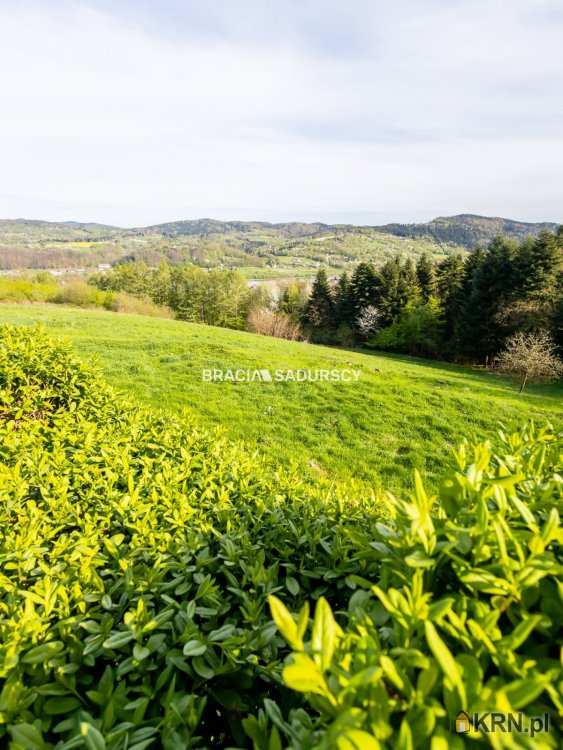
[2, 213, 559, 247]
[1, 218, 118, 232]
[141, 214, 560, 247]
[140, 218, 334, 238]
[376, 214, 560, 248]
[0, 214, 559, 273]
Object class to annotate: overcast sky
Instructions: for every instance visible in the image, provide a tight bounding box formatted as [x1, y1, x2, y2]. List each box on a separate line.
[1, 0, 562, 226]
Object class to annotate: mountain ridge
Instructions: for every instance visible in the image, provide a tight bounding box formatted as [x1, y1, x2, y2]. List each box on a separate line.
[2, 213, 558, 248]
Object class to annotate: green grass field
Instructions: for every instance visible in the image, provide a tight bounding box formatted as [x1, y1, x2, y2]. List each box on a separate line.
[1, 303, 561, 495]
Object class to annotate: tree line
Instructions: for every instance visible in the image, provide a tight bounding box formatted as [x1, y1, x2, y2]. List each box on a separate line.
[91, 262, 269, 329]
[89, 229, 562, 371]
[300, 228, 562, 363]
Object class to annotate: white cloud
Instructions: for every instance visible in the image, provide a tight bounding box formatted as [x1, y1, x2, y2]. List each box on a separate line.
[0, 0, 562, 225]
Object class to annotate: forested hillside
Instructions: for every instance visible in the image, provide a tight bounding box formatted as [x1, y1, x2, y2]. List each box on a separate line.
[1, 214, 558, 274]
[379, 214, 559, 248]
[0, 218, 456, 274]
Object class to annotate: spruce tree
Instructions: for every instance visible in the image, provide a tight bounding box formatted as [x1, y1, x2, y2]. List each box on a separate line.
[514, 231, 562, 303]
[458, 238, 517, 360]
[349, 263, 379, 316]
[302, 269, 335, 335]
[416, 253, 436, 301]
[446, 247, 484, 355]
[334, 272, 355, 325]
[377, 257, 404, 325]
[400, 258, 421, 305]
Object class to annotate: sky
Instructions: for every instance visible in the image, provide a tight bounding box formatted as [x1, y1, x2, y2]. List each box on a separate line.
[1, 0, 562, 227]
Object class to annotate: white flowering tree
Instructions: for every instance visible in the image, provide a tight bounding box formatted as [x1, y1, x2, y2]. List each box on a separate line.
[496, 330, 563, 392]
[355, 305, 381, 338]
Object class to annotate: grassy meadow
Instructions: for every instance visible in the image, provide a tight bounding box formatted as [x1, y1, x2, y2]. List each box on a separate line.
[0, 302, 561, 494]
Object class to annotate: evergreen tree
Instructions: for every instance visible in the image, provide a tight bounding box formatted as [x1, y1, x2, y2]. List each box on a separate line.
[443, 249, 481, 352]
[334, 272, 355, 325]
[400, 258, 421, 305]
[494, 230, 563, 343]
[377, 257, 404, 325]
[514, 231, 562, 304]
[458, 238, 517, 360]
[302, 269, 335, 335]
[416, 254, 436, 301]
[349, 263, 379, 316]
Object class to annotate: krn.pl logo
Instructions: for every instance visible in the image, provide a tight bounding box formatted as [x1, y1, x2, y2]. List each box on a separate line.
[455, 711, 472, 733]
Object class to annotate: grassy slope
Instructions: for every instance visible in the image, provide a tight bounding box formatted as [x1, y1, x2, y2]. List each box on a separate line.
[1, 303, 561, 495]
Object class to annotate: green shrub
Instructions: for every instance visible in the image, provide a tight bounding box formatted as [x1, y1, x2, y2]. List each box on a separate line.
[108, 291, 173, 318]
[0, 327, 560, 749]
[369, 298, 444, 357]
[260, 424, 562, 749]
[0, 278, 58, 304]
[0, 325, 109, 419]
[51, 280, 109, 308]
[0, 275, 172, 319]
[0, 326, 377, 749]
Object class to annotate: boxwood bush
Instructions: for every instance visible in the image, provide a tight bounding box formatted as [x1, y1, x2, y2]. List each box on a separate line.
[0, 326, 377, 749]
[261, 428, 562, 749]
[0, 326, 561, 749]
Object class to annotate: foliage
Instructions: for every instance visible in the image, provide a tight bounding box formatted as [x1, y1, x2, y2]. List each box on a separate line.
[333, 273, 355, 327]
[349, 264, 379, 320]
[0, 277, 59, 303]
[455, 232, 562, 362]
[355, 306, 381, 339]
[106, 292, 173, 318]
[496, 331, 563, 392]
[416, 253, 436, 301]
[301, 229, 562, 364]
[0, 326, 378, 749]
[92, 263, 254, 330]
[301, 270, 335, 342]
[0, 276, 171, 319]
[260, 423, 563, 749]
[369, 298, 444, 357]
[0, 325, 109, 419]
[278, 283, 308, 321]
[51, 280, 111, 309]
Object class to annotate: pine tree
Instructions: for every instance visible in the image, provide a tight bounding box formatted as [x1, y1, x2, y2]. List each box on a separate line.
[416, 254, 436, 301]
